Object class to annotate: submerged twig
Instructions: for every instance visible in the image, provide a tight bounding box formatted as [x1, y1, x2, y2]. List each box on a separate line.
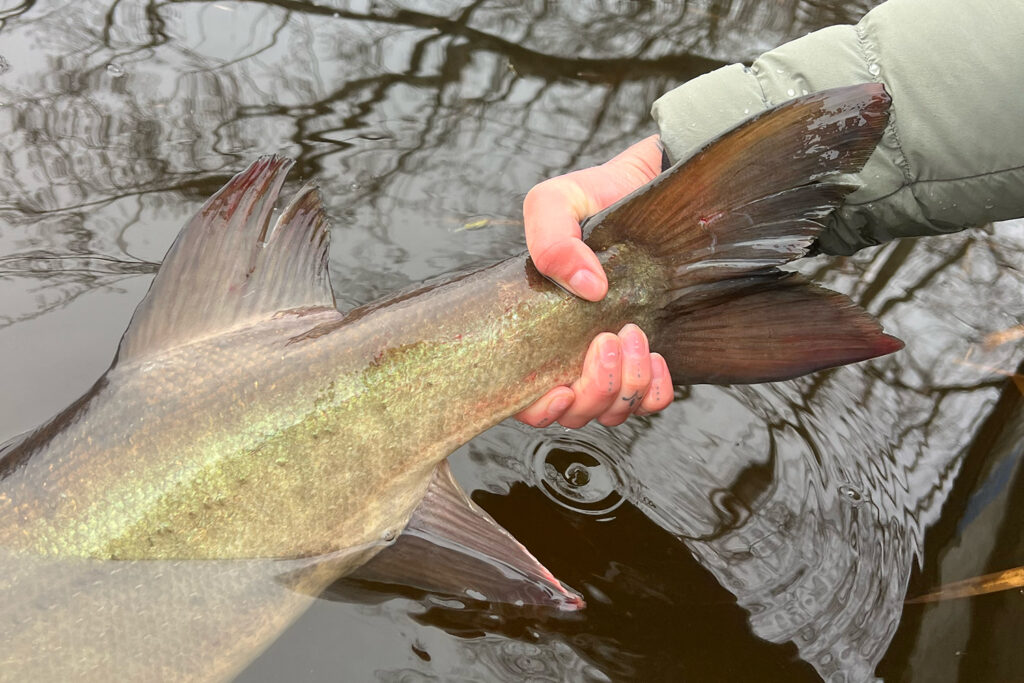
[982, 323, 1024, 349]
[905, 566, 1024, 604]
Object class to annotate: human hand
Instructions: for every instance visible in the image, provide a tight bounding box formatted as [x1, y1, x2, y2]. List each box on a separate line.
[516, 136, 675, 428]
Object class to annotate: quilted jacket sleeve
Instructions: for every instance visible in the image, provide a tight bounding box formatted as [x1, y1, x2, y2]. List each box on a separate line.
[652, 0, 1024, 255]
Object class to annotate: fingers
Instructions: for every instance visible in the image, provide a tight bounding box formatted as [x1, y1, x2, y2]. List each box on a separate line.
[635, 353, 673, 416]
[598, 134, 664, 190]
[524, 180, 607, 301]
[557, 333, 623, 429]
[515, 328, 676, 430]
[597, 324, 652, 427]
[529, 236, 608, 302]
[516, 137, 673, 431]
[524, 135, 663, 302]
[515, 386, 574, 428]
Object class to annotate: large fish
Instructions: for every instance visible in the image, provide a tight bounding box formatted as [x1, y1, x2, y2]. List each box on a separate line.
[0, 84, 899, 679]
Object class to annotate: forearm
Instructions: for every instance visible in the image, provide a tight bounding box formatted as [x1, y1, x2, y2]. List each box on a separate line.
[653, 0, 1024, 254]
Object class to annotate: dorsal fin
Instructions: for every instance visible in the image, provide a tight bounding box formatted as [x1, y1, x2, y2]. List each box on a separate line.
[115, 156, 335, 363]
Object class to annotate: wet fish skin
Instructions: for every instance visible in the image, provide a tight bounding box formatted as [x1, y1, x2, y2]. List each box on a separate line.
[0, 549, 344, 682]
[0, 250, 658, 561]
[0, 84, 898, 679]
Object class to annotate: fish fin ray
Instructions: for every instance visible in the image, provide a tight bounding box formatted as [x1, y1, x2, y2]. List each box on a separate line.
[655, 272, 903, 384]
[584, 84, 889, 274]
[583, 84, 901, 382]
[347, 461, 583, 610]
[115, 156, 335, 363]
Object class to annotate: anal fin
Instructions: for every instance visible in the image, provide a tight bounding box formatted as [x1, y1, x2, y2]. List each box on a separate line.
[347, 461, 583, 611]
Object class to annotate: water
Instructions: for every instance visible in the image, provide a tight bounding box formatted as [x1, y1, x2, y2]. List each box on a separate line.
[1, 0, 1021, 680]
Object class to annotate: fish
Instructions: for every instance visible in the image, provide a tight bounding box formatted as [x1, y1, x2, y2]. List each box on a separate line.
[0, 84, 899, 680]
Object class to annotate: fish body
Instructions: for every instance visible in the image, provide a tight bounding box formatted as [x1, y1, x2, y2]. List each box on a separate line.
[0, 549, 340, 681]
[0, 85, 898, 679]
[1, 253, 652, 562]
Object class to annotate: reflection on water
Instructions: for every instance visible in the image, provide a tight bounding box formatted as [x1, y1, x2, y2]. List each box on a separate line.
[0, 0, 1021, 681]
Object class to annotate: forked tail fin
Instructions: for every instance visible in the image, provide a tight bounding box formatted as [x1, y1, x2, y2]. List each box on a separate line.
[584, 84, 902, 383]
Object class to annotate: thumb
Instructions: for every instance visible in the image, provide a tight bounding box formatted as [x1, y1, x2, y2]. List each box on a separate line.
[524, 178, 608, 300]
[524, 135, 662, 300]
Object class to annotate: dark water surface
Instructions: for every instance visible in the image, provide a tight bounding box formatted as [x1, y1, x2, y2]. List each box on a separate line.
[1, 1, 1022, 681]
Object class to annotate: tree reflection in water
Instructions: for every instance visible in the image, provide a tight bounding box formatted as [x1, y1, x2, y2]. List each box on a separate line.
[0, 1, 1019, 681]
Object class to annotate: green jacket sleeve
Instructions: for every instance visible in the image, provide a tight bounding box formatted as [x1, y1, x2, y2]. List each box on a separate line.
[652, 0, 1024, 255]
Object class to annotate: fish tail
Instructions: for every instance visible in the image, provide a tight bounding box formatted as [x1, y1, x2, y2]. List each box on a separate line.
[584, 84, 902, 384]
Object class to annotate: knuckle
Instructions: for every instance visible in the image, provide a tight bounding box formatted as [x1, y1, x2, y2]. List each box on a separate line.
[583, 372, 619, 399]
[531, 243, 561, 275]
[594, 379, 619, 397]
[522, 182, 551, 214]
[621, 374, 650, 395]
[599, 413, 627, 427]
[639, 395, 660, 413]
[558, 416, 586, 429]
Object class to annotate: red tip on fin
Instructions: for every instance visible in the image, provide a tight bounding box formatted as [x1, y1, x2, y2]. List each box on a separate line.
[115, 156, 337, 363]
[347, 462, 584, 611]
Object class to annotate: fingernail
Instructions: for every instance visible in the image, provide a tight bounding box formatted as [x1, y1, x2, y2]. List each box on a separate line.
[568, 269, 602, 300]
[621, 324, 646, 354]
[548, 394, 572, 415]
[600, 337, 619, 369]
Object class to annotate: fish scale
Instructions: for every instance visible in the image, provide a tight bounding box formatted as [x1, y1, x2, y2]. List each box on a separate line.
[0, 84, 900, 680]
